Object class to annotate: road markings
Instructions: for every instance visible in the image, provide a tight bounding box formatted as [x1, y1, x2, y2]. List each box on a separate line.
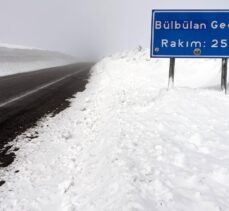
[0, 68, 86, 108]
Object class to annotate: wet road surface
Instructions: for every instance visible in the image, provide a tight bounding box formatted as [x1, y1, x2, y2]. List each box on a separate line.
[0, 63, 93, 167]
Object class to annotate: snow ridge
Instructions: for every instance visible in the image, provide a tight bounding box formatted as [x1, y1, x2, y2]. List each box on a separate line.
[0, 44, 75, 77]
[1, 48, 229, 211]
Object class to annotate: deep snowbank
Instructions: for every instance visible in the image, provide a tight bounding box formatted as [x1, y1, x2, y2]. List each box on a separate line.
[0, 45, 75, 76]
[1, 48, 229, 211]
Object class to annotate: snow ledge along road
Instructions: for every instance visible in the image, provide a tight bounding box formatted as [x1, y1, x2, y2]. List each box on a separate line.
[1, 48, 229, 211]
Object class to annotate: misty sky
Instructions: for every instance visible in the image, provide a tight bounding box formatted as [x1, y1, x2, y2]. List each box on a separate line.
[0, 0, 228, 59]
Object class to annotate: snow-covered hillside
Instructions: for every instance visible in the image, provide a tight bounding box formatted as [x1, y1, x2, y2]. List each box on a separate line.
[1, 48, 229, 211]
[0, 44, 75, 76]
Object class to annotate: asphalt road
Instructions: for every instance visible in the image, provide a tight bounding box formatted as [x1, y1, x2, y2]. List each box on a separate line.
[0, 63, 93, 168]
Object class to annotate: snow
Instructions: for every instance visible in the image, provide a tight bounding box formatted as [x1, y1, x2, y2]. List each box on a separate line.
[0, 43, 42, 50]
[1, 48, 229, 211]
[0, 44, 75, 77]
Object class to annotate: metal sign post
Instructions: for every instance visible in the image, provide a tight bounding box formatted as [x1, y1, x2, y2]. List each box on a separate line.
[168, 58, 175, 88]
[150, 10, 229, 94]
[221, 58, 228, 94]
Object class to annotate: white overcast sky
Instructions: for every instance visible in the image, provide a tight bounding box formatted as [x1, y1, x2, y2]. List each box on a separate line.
[0, 0, 228, 58]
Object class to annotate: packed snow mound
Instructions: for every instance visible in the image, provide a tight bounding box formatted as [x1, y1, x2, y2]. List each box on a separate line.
[0, 44, 75, 76]
[1, 48, 229, 211]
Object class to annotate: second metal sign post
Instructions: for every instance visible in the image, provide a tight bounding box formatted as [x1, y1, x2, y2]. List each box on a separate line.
[151, 10, 229, 93]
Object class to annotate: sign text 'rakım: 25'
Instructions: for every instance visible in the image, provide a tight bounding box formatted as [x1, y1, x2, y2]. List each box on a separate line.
[151, 10, 229, 58]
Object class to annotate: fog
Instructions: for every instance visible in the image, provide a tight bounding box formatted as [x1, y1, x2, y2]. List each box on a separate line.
[0, 0, 228, 59]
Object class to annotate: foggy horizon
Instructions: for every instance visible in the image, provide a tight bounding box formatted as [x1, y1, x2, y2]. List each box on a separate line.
[0, 0, 229, 59]
[1, 2, 229, 209]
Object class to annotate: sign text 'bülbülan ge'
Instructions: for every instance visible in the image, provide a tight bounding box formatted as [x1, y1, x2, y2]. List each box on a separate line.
[151, 10, 229, 58]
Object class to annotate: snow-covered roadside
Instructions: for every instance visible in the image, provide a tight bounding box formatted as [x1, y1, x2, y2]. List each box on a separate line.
[0, 44, 75, 77]
[1, 48, 229, 211]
